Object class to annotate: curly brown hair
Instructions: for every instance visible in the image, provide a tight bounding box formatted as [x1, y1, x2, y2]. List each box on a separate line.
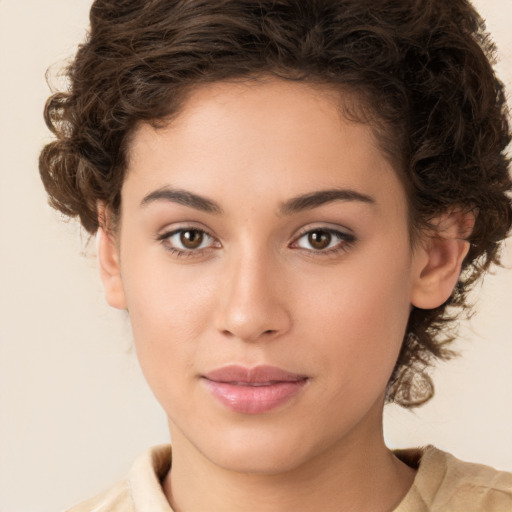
[39, 0, 512, 407]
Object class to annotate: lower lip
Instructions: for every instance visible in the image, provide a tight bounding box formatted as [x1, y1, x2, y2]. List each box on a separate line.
[203, 379, 307, 414]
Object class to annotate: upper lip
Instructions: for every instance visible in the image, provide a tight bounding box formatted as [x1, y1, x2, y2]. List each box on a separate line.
[203, 365, 308, 384]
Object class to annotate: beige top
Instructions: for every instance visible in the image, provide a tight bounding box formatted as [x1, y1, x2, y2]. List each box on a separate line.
[67, 444, 512, 512]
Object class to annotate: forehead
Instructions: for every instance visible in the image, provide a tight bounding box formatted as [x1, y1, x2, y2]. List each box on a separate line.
[129, 79, 348, 159]
[124, 79, 406, 219]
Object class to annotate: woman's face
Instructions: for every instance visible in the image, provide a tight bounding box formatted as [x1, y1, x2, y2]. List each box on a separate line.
[107, 79, 428, 473]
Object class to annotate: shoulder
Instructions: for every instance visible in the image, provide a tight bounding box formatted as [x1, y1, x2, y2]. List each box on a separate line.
[395, 446, 512, 512]
[66, 444, 173, 512]
[66, 479, 134, 512]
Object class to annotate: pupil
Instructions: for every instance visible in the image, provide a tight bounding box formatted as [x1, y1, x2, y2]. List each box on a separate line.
[180, 230, 203, 249]
[309, 231, 331, 250]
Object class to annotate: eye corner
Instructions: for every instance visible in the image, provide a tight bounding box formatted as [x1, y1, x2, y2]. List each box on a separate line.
[157, 225, 221, 258]
[290, 226, 357, 255]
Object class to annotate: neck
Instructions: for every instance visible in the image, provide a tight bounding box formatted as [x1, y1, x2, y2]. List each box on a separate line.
[163, 415, 415, 512]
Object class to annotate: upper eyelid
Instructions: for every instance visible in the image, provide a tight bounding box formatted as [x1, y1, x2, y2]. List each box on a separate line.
[165, 227, 216, 240]
[289, 226, 356, 251]
[157, 223, 216, 239]
[156, 224, 354, 247]
[157, 226, 219, 248]
[292, 224, 354, 240]
[157, 227, 220, 256]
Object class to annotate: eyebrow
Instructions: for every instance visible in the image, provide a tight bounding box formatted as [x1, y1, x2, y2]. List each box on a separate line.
[279, 189, 376, 215]
[140, 187, 223, 214]
[140, 186, 375, 215]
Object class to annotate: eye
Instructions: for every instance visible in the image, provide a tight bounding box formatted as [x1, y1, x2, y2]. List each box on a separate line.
[158, 227, 219, 253]
[291, 228, 355, 252]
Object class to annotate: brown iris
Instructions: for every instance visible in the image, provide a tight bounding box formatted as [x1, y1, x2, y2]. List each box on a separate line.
[180, 229, 204, 249]
[308, 230, 332, 250]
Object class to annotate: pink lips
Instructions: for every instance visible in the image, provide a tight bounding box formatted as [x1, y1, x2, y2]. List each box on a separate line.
[202, 365, 308, 414]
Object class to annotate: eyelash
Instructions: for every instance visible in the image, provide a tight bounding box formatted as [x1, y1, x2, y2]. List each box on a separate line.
[156, 226, 219, 258]
[290, 227, 356, 256]
[156, 226, 356, 258]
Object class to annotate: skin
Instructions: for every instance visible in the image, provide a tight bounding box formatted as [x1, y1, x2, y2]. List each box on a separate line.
[98, 79, 470, 512]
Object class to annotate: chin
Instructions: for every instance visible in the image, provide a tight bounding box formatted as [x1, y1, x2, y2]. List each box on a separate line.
[211, 446, 309, 475]
[193, 423, 331, 476]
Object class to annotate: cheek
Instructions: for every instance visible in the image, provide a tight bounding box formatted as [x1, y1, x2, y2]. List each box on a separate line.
[122, 238, 215, 330]
[299, 246, 412, 388]
[119, 250, 217, 393]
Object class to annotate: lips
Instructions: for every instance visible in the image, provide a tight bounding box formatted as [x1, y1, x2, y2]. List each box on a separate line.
[202, 365, 308, 414]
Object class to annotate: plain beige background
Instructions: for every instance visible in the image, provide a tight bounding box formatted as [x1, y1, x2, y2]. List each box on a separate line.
[0, 1, 511, 511]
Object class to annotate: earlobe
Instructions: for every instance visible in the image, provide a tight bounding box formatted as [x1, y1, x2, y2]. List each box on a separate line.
[97, 226, 127, 310]
[411, 211, 474, 310]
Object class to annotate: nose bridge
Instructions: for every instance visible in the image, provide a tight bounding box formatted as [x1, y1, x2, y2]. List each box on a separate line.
[215, 244, 290, 342]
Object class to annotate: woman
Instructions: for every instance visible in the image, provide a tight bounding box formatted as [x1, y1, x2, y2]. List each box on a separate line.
[39, 0, 512, 510]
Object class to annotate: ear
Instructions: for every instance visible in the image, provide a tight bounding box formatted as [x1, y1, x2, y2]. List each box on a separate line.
[411, 210, 475, 310]
[96, 209, 127, 310]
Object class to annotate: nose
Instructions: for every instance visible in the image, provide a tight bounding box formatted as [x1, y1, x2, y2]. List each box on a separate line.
[214, 252, 292, 343]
